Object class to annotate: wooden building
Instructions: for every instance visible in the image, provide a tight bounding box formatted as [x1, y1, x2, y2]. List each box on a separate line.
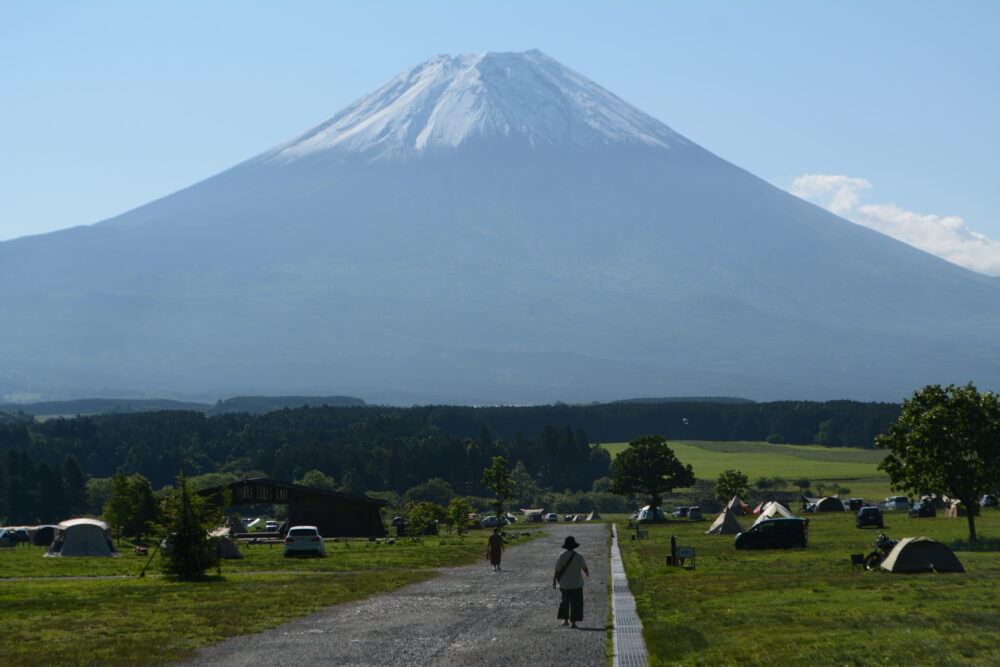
[199, 478, 386, 538]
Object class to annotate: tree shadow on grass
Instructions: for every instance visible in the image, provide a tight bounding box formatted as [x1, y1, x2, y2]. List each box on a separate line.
[949, 537, 1000, 552]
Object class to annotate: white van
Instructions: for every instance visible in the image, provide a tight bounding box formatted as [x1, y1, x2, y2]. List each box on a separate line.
[884, 495, 909, 511]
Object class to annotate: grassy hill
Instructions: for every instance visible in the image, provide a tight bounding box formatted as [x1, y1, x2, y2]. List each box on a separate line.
[600, 439, 891, 498]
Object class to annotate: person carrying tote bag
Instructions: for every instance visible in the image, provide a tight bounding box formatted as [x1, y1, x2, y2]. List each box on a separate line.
[552, 535, 590, 628]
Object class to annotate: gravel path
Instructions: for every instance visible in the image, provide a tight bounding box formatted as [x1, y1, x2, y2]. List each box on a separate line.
[187, 523, 610, 666]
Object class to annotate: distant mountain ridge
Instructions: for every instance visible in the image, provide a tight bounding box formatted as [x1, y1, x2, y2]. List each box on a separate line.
[0, 396, 367, 418]
[2, 50, 998, 404]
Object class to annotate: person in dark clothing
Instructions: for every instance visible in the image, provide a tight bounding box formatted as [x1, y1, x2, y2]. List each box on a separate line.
[486, 528, 505, 571]
[552, 535, 589, 627]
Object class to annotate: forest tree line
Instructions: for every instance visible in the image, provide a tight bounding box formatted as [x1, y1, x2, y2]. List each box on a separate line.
[0, 399, 899, 525]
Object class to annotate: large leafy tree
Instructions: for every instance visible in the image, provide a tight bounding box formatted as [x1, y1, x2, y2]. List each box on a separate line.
[876, 383, 1000, 543]
[610, 435, 695, 514]
[715, 469, 749, 503]
[482, 456, 513, 520]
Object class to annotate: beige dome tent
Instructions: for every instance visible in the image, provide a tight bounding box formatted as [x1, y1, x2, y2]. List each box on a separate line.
[45, 518, 119, 557]
[705, 507, 742, 535]
[881, 537, 965, 573]
[586, 509, 601, 521]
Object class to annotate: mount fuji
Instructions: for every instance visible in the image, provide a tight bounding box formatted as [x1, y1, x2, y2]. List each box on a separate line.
[3, 50, 998, 404]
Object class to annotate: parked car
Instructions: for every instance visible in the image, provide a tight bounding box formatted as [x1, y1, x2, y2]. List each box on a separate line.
[734, 518, 809, 550]
[908, 501, 936, 518]
[884, 496, 910, 511]
[981, 495, 998, 508]
[482, 515, 509, 528]
[283, 525, 325, 557]
[845, 498, 866, 512]
[671, 507, 690, 518]
[688, 506, 702, 520]
[856, 506, 884, 529]
[264, 520, 279, 532]
[544, 513, 559, 522]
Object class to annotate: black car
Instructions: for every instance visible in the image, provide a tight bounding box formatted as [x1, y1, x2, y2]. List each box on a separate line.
[909, 501, 936, 518]
[734, 518, 809, 550]
[856, 506, 884, 529]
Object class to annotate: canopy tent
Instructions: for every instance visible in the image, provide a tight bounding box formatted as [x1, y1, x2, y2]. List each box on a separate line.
[881, 537, 965, 573]
[586, 509, 602, 521]
[726, 495, 751, 516]
[814, 497, 845, 512]
[521, 509, 545, 523]
[752, 501, 797, 527]
[45, 518, 119, 557]
[705, 507, 742, 535]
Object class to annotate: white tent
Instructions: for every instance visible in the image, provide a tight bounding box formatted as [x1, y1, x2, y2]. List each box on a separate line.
[705, 507, 742, 535]
[637, 505, 665, 522]
[586, 509, 602, 521]
[726, 495, 751, 516]
[751, 501, 796, 527]
[45, 518, 119, 557]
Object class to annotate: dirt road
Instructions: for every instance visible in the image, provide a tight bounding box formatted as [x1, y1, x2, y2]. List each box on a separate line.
[188, 523, 609, 666]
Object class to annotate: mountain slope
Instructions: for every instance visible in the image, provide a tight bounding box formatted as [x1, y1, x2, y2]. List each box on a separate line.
[2, 50, 997, 404]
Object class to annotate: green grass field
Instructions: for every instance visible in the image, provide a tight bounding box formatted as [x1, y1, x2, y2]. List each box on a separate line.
[617, 510, 1000, 665]
[0, 529, 539, 664]
[600, 440, 892, 498]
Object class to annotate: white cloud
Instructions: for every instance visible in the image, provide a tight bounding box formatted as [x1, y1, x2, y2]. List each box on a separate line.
[790, 174, 1000, 276]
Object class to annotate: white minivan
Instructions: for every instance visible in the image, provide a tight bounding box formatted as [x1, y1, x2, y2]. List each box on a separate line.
[884, 495, 909, 511]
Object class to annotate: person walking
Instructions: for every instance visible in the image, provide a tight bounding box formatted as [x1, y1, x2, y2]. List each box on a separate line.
[552, 535, 589, 628]
[486, 527, 505, 571]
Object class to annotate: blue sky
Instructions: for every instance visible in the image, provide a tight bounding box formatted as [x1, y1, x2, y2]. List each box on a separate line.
[3, 1, 997, 272]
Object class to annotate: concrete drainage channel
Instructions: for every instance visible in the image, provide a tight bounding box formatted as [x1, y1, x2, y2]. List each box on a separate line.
[611, 523, 648, 667]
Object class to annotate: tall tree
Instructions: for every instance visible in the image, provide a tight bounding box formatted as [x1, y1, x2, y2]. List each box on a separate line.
[159, 471, 222, 579]
[877, 382, 1000, 543]
[610, 435, 695, 515]
[482, 456, 513, 520]
[715, 469, 749, 503]
[61, 455, 89, 517]
[445, 496, 473, 535]
[103, 474, 136, 542]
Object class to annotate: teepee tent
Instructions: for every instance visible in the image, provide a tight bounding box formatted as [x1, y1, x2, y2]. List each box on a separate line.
[726, 495, 751, 516]
[586, 509, 602, 521]
[881, 537, 965, 573]
[705, 507, 742, 535]
[45, 518, 119, 557]
[751, 501, 797, 527]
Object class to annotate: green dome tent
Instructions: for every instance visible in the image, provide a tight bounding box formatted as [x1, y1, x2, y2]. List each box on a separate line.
[881, 537, 964, 573]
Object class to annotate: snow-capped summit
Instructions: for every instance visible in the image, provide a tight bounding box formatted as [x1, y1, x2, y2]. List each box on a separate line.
[265, 49, 687, 162]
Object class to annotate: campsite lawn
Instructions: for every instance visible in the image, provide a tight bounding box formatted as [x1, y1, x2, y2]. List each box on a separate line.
[617, 509, 1000, 665]
[0, 528, 539, 664]
[0, 571, 432, 664]
[0, 529, 540, 578]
